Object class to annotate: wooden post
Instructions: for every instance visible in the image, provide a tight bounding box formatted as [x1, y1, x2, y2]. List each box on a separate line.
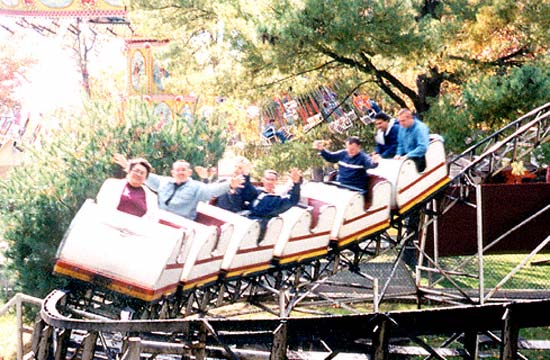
[54, 329, 71, 360]
[270, 320, 288, 360]
[16, 295, 23, 360]
[371, 318, 389, 360]
[500, 307, 519, 360]
[463, 331, 479, 360]
[122, 337, 142, 360]
[81, 332, 99, 360]
[31, 319, 46, 355]
[35, 325, 52, 360]
[193, 321, 207, 360]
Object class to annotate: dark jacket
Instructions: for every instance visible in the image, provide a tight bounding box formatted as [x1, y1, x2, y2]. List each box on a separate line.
[249, 182, 301, 219]
[320, 149, 378, 190]
[215, 175, 257, 212]
[374, 119, 400, 158]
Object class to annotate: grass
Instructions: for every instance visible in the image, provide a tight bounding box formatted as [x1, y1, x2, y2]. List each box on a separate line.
[422, 253, 550, 291]
[0, 309, 18, 360]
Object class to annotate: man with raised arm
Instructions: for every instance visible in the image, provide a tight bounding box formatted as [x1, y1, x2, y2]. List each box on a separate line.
[114, 154, 244, 220]
[196, 156, 258, 213]
[313, 136, 378, 191]
[247, 168, 302, 234]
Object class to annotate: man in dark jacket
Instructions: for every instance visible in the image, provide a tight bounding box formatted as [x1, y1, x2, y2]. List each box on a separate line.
[372, 112, 400, 159]
[214, 157, 258, 213]
[248, 168, 302, 237]
[314, 136, 378, 192]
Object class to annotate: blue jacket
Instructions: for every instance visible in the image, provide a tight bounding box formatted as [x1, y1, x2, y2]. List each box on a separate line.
[216, 175, 258, 212]
[397, 119, 430, 158]
[320, 149, 378, 190]
[374, 119, 400, 158]
[249, 182, 301, 219]
[146, 174, 230, 220]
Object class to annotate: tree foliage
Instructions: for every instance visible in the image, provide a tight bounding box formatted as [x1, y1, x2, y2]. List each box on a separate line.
[0, 100, 227, 297]
[426, 63, 550, 153]
[0, 42, 34, 110]
[129, 0, 549, 158]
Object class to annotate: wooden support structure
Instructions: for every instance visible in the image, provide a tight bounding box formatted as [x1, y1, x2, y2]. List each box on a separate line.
[270, 320, 288, 360]
[36, 325, 52, 360]
[463, 331, 479, 360]
[500, 305, 519, 360]
[81, 331, 98, 360]
[36, 292, 550, 359]
[194, 321, 207, 360]
[122, 337, 142, 360]
[31, 319, 46, 356]
[371, 317, 389, 360]
[54, 328, 71, 360]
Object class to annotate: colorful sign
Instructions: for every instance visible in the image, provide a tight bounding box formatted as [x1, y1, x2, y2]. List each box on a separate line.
[0, 0, 126, 17]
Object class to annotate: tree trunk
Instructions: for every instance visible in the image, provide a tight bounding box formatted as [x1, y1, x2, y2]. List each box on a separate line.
[415, 67, 445, 114]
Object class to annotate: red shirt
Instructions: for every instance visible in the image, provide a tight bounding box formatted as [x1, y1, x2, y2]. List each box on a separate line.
[117, 183, 147, 217]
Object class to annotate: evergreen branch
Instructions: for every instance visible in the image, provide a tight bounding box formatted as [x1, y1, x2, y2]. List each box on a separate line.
[314, 45, 416, 108]
[255, 60, 339, 89]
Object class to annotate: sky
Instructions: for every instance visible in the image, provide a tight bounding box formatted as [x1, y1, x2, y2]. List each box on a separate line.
[1, 16, 126, 117]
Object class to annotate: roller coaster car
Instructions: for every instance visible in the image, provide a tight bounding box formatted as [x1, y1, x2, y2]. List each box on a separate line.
[194, 201, 273, 281]
[272, 200, 337, 266]
[300, 176, 392, 250]
[158, 209, 233, 291]
[367, 135, 450, 214]
[220, 209, 283, 279]
[53, 200, 188, 302]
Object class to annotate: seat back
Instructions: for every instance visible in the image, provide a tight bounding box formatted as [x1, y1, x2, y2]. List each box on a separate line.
[301, 181, 391, 249]
[222, 215, 282, 279]
[394, 136, 449, 214]
[364, 175, 384, 210]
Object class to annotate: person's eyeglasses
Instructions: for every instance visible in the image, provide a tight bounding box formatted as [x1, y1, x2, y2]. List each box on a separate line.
[131, 169, 147, 175]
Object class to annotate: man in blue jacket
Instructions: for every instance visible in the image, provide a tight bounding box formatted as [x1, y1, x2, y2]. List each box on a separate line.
[372, 112, 400, 159]
[394, 109, 430, 172]
[247, 168, 302, 240]
[113, 154, 244, 220]
[314, 136, 378, 192]
[248, 168, 302, 217]
[214, 157, 258, 213]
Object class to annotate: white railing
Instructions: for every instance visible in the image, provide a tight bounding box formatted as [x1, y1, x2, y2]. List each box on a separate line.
[0, 293, 43, 360]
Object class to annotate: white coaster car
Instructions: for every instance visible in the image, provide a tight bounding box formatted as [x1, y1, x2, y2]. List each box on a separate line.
[54, 200, 188, 302]
[368, 135, 449, 214]
[272, 200, 337, 266]
[301, 176, 392, 250]
[159, 208, 233, 291]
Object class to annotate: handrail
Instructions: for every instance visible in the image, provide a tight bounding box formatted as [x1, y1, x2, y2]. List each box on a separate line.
[447, 103, 550, 184]
[448, 102, 550, 165]
[0, 293, 43, 360]
[453, 112, 550, 179]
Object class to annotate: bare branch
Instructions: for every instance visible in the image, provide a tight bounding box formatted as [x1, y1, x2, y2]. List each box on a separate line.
[449, 45, 531, 67]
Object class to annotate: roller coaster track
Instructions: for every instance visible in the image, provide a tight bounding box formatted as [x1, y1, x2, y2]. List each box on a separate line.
[448, 102, 550, 187]
[35, 103, 550, 359]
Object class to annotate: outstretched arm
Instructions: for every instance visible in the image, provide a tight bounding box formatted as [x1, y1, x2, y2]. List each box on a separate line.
[113, 153, 128, 170]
